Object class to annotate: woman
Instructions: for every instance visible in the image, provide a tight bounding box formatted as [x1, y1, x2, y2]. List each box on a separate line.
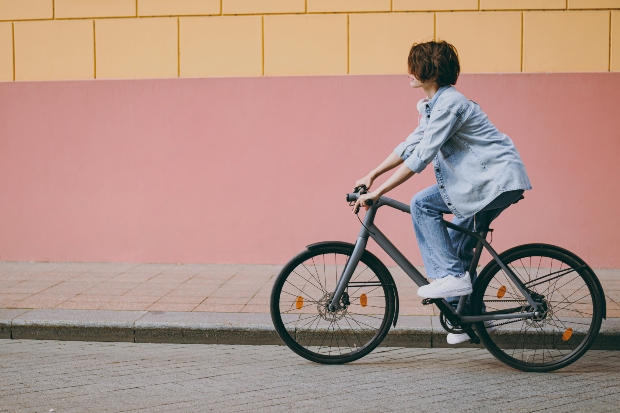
[353, 41, 531, 344]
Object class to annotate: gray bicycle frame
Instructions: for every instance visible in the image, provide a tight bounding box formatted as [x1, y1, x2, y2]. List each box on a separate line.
[329, 194, 540, 324]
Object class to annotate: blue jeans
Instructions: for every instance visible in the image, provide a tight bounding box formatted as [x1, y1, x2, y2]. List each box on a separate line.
[411, 185, 524, 285]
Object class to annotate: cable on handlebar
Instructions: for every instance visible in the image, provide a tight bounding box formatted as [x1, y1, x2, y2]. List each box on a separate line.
[350, 185, 376, 235]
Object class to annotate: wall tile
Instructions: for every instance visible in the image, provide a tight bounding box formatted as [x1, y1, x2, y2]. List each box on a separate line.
[569, 0, 620, 9]
[481, 0, 566, 10]
[180, 16, 262, 77]
[437, 12, 521, 73]
[393, 0, 478, 11]
[523, 11, 609, 72]
[138, 0, 220, 17]
[0, 22, 12, 81]
[55, 0, 136, 19]
[308, 0, 390, 13]
[264, 14, 347, 75]
[349, 13, 433, 75]
[96, 18, 177, 79]
[0, 0, 53, 21]
[14, 20, 93, 80]
[612, 11, 620, 71]
[223, 0, 305, 15]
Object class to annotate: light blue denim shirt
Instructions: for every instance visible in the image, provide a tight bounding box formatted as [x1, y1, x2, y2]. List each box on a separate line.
[395, 85, 532, 219]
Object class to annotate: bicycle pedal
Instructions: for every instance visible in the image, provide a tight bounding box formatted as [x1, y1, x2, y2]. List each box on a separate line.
[422, 298, 441, 306]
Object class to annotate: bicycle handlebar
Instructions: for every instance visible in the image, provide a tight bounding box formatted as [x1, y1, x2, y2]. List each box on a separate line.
[345, 192, 374, 206]
[347, 185, 375, 209]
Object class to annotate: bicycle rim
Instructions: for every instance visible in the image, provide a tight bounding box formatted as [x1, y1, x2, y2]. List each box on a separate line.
[270, 245, 394, 364]
[472, 244, 603, 372]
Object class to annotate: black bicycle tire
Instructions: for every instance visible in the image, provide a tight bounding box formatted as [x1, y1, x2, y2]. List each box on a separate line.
[471, 244, 604, 372]
[270, 244, 396, 364]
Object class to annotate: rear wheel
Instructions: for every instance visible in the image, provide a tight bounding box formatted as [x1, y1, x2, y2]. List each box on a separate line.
[471, 244, 604, 372]
[270, 244, 395, 364]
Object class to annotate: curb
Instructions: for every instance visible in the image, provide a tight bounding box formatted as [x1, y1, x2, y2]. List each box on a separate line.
[1, 309, 619, 350]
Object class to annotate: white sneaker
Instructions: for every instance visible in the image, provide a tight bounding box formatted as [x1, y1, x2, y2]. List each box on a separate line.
[417, 273, 473, 299]
[447, 322, 497, 345]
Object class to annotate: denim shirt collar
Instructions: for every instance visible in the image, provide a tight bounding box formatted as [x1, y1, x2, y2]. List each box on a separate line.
[426, 85, 451, 112]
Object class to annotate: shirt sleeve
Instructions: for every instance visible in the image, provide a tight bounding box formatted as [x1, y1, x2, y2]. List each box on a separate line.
[394, 124, 424, 161]
[404, 107, 462, 174]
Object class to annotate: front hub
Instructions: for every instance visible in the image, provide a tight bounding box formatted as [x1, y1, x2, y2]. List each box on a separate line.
[319, 292, 348, 322]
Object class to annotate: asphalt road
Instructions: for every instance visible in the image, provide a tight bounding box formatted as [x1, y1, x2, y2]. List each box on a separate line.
[1, 340, 619, 412]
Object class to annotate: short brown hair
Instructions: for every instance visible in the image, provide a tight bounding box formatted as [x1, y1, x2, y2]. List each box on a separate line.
[407, 41, 460, 86]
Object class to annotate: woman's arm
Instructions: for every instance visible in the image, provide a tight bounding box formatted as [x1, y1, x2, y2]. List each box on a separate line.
[355, 152, 404, 190]
[353, 164, 415, 212]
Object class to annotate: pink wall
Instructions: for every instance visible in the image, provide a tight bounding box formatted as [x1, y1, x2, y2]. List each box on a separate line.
[1, 73, 619, 267]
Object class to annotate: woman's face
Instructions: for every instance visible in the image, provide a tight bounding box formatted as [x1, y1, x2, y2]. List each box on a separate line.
[408, 73, 423, 88]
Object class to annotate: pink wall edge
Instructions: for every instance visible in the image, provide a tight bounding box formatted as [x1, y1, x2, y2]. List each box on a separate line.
[0, 73, 619, 267]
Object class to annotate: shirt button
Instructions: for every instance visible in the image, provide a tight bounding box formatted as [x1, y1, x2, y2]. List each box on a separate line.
[447, 203, 452, 206]
[440, 185, 444, 189]
[427, 115, 430, 118]
[435, 168, 440, 172]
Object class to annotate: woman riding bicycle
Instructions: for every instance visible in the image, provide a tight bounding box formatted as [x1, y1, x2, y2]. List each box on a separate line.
[353, 40, 532, 344]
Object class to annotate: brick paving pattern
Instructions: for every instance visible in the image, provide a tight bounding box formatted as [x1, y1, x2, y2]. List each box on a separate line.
[1, 262, 618, 317]
[0, 340, 618, 412]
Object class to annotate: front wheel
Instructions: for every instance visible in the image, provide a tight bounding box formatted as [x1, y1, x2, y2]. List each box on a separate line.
[471, 244, 604, 372]
[270, 244, 396, 364]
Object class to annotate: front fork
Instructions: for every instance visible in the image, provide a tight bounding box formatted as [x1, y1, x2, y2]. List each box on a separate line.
[328, 236, 368, 311]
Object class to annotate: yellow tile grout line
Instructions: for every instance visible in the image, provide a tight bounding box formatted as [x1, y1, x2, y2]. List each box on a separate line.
[11, 22, 15, 81]
[610, 11, 613, 72]
[4, 9, 620, 23]
[521, 11, 524, 73]
[93, 20, 96, 79]
[347, 14, 350, 74]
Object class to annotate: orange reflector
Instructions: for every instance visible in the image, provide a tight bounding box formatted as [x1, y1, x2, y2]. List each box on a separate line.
[295, 296, 303, 310]
[497, 286, 507, 299]
[562, 328, 573, 342]
[360, 293, 368, 307]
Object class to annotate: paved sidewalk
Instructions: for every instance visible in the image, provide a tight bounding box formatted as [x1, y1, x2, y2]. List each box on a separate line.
[1, 262, 619, 347]
[2, 261, 619, 315]
[0, 262, 437, 315]
[1, 341, 619, 412]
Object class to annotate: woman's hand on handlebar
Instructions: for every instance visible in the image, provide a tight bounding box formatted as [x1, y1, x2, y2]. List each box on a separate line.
[355, 174, 375, 191]
[352, 192, 380, 213]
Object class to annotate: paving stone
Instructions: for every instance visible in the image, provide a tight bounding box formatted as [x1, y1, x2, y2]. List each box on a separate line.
[0, 341, 618, 412]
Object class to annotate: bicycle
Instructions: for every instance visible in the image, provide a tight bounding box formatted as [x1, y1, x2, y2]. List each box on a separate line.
[270, 186, 606, 372]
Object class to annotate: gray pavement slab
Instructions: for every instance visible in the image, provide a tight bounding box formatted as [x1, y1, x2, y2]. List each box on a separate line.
[0, 308, 30, 339]
[0, 309, 619, 350]
[12, 309, 146, 342]
[135, 311, 279, 345]
[0, 340, 618, 412]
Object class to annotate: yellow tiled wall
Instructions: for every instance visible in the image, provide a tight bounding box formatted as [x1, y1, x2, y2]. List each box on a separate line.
[0, 0, 619, 81]
[14, 20, 94, 81]
[0, 22, 12, 81]
[349, 12, 433, 75]
[95, 18, 177, 79]
[264, 14, 347, 76]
